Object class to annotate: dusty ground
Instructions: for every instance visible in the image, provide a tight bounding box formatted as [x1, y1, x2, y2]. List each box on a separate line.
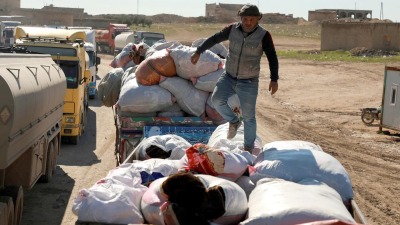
[19, 31, 399, 225]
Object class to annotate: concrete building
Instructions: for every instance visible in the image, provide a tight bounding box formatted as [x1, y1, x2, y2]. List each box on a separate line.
[309, 9, 372, 22]
[321, 22, 400, 51]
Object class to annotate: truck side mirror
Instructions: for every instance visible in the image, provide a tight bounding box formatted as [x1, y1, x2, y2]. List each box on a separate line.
[96, 56, 101, 65]
[84, 70, 91, 84]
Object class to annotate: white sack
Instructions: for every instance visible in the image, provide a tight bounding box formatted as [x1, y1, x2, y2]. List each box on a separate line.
[169, 46, 221, 80]
[159, 76, 208, 117]
[240, 178, 356, 225]
[250, 144, 354, 202]
[192, 38, 228, 58]
[131, 135, 191, 160]
[263, 140, 323, 152]
[117, 77, 174, 113]
[72, 178, 147, 224]
[191, 67, 225, 92]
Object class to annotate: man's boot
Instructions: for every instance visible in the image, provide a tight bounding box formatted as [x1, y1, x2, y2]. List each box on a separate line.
[227, 120, 242, 139]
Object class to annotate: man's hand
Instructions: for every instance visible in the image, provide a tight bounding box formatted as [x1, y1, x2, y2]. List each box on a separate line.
[269, 81, 278, 95]
[191, 52, 200, 64]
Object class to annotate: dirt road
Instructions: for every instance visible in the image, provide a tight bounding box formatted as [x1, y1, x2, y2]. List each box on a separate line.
[20, 35, 399, 225]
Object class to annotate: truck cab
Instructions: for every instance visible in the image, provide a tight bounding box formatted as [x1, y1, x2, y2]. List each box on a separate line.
[133, 31, 165, 47]
[95, 23, 132, 54]
[0, 20, 21, 46]
[14, 26, 91, 145]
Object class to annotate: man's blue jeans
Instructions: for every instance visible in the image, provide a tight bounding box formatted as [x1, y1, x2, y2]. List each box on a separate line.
[211, 72, 259, 149]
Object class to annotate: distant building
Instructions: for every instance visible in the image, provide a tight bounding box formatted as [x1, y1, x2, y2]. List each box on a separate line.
[206, 3, 298, 24]
[309, 9, 372, 22]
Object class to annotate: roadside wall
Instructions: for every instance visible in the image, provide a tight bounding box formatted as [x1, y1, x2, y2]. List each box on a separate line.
[321, 22, 400, 51]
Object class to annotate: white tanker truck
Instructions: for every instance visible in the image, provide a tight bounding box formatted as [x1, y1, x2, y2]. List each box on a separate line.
[0, 53, 66, 224]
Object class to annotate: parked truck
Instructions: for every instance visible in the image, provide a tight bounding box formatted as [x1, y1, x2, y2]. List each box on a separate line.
[114, 32, 134, 55]
[95, 23, 132, 55]
[68, 27, 101, 99]
[133, 31, 165, 47]
[14, 27, 91, 145]
[0, 20, 21, 47]
[0, 53, 66, 225]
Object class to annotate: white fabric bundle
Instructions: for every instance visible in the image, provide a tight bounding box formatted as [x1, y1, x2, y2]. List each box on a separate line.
[72, 178, 147, 224]
[250, 142, 354, 202]
[131, 134, 191, 160]
[263, 140, 323, 152]
[117, 77, 174, 113]
[240, 178, 356, 225]
[192, 38, 228, 58]
[191, 68, 225, 92]
[159, 76, 208, 117]
[169, 46, 222, 80]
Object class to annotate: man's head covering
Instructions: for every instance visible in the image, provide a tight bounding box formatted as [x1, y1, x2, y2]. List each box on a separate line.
[238, 4, 262, 17]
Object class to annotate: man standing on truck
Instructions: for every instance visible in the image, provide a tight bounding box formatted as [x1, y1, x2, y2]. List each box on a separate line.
[191, 4, 279, 153]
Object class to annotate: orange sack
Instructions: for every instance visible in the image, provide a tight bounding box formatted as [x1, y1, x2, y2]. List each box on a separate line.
[135, 49, 176, 86]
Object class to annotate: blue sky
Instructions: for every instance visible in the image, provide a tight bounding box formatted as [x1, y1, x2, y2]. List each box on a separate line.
[22, 0, 399, 22]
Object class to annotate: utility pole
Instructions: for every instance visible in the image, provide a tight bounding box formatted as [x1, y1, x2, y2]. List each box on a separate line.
[137, 0, 139, 15]
[380, 2, 384, 20]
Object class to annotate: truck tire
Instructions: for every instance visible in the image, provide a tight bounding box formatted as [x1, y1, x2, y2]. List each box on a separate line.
[0, 186, 23, 225]
[0, 197, 14, 225]
[40, 142, 55, 183]
[70, 135, 79, 145]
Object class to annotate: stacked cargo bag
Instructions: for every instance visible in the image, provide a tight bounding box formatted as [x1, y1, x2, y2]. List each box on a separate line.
[192, 38, 228, 58]
[263, 140, 323, 152]
[249, 141, 354, 203]
[208, 122, 263, 158]
[169, 46, 222, 80]
[117, 77, 175, 113]
[110, 43, 135, 69]
[182, 143, 250, 182]
[141, 174, 248, 225]
[205, 95, 226, 124]
[234, 176, 256, 200]
[131, 134, 191, 160]
[240, 178, 356, 225]
[97, 68, 125, 107]
[146, 40, 183, 58]
[135, 48, 177, 85]
[199, 175, 248, 225]
[191, 66, 225, 92]
[72, 177, 147, 224]
[157, 103, 185, 117]
[120, 65, 137, 87]
[159, 76, 209, 117]
[106, 158, 183, 187]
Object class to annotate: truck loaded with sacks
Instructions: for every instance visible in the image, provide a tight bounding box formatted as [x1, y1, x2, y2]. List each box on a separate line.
[74, 40, 368, 225]
[0, 53, 66, 225]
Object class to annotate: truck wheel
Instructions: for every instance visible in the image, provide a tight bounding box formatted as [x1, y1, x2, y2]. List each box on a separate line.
[40, 142, 55, 183]
[0, 197, 14, 225]
[70, 135, 79, 145]
[1, 186, 23, 225]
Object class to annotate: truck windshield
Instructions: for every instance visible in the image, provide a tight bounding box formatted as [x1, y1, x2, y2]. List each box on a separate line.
[59, 60, 79, 89]
[23, 46, 77, 57]
[86, 50, 95, 67]
[3, 29, 13, 38]
[143, 37, 165, 47]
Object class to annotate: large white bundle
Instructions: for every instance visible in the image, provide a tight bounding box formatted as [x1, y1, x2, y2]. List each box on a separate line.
[159, 76, 208, 117]
[240, 178, 356, 225]
[117, 78, 174, 113]
[181, 143, 251, 182]
[169, 46, 222, 80]
[106, 159, 182, 186]
[110, 43, 135, 68]
[131, 135, 191, 160]
[199, 175, 248, 225]
[157, 103, 185, 117]
[250, 144, 354, 202]
[192, 67, 225, 92]
[120, 66, 137, 87]
[141, 174, 248, 225]
[234, 176, 256, 200]
[263, 140, 323, 152]
[146, 40, 182, 58]
[192, 38, 228, 58]
[208, 122, 263, 157]
[72, 178, 147, 224]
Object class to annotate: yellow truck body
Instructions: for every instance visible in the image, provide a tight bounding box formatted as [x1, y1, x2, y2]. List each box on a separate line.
[14, 26, 91, 144]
